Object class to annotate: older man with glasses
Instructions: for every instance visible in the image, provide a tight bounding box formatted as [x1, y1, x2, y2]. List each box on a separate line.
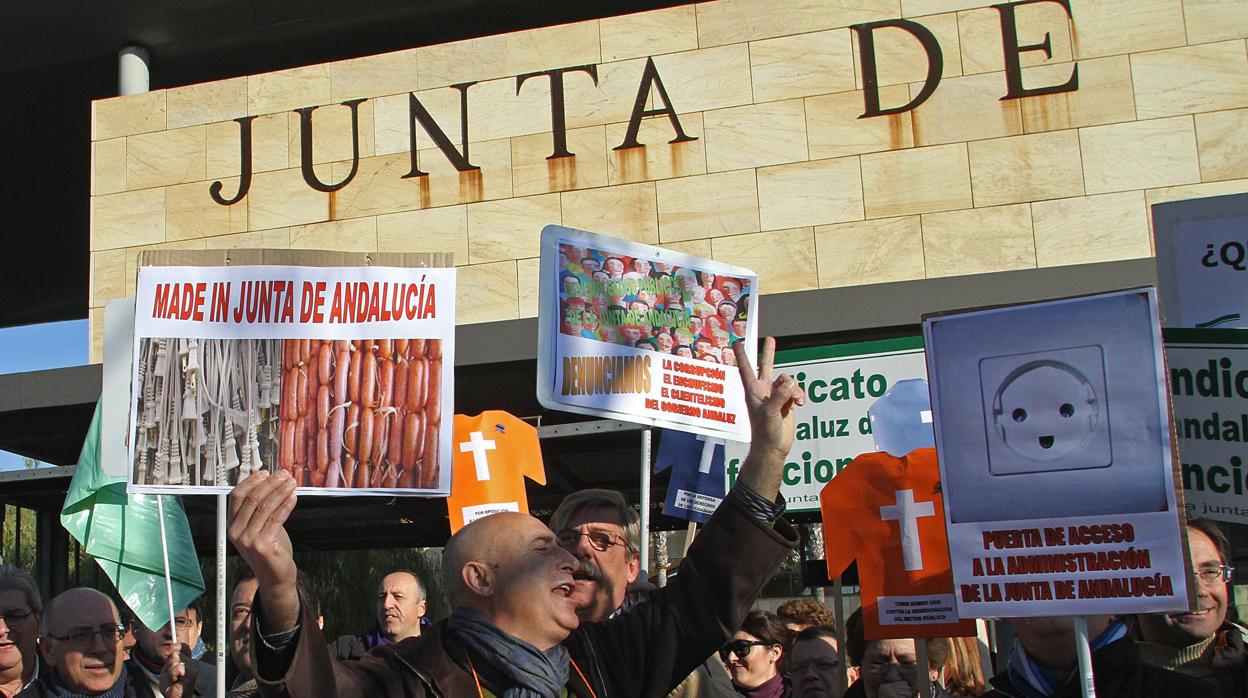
[19, 587, 194, 698]
[1136, 519, 1248, 696]
[0, 566, 43, 697]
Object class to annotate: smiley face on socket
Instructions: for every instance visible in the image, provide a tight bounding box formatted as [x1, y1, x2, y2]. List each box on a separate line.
[992, 361, 1099, 461]
[978, 345, 1113, 476]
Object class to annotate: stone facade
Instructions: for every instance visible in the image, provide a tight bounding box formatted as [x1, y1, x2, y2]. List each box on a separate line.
[89, 0, 1248, 360]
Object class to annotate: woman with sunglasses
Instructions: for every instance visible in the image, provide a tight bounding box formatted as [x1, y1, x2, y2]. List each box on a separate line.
[722, 610, 792, 697]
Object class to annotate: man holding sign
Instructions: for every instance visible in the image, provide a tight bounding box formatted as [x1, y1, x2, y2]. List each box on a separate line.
[228, 338, 802, 697]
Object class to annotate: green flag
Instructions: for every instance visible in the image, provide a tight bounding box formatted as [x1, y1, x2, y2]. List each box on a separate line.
[60, 400, 205, 630]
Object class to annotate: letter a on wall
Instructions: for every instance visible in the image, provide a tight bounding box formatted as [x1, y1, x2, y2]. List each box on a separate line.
[447, 411, 545, 533]
[821, 448, 974, 640]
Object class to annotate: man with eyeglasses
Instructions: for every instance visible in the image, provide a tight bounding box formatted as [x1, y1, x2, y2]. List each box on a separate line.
[130, 602, 215, 698]
[21, 588, 194, 698]
[791, 625, 842, 698]
[0, 565, 44, 697]
[550, 489, 736, 697]
[1136, 519, 1248, 696]
[229, 338, 802, 697]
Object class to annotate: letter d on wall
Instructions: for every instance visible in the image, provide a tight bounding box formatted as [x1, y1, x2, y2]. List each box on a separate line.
[852, 19, 944, 118]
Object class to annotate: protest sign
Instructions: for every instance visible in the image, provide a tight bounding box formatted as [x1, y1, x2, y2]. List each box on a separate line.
[128, 257, 455, 496]
[1166, 328, 1248, 525]
[724, 338, 928, 512]
[447, 411, 545, 533]
[1154, 192, 1248, 329]
[822, 448, 975, 640]
[536, 225, 757, 440]
[925, 289, 1191, 617]
[655, 429, 726, 524]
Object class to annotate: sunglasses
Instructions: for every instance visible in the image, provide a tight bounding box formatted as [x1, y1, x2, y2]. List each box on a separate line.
[557, 530, 629, 553]
[719, 640, 771, 661]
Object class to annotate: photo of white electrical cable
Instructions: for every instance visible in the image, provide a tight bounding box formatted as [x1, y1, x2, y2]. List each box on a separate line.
[132, 337, 283, 487]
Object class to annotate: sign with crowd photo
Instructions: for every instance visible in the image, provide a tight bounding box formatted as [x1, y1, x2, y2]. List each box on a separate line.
[536, 225, 757, 440]
[724, 338, 929, 512]
[925, 289, 1192, 617]
[128, 258, 455, 496]
[1165, 328, 1248, 525]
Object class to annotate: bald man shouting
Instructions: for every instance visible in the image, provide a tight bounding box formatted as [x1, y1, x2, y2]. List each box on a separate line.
[229, 338, 803, 698]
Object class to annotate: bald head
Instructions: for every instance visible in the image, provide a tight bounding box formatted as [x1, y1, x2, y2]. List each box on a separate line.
[41, 588, 124, 695]
[441, 512, 581, 650]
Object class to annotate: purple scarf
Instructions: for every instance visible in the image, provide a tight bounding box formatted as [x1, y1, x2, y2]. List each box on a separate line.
[738, 672, 786, 698]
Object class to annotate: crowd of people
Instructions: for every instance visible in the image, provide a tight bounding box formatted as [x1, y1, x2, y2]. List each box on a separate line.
[556, 243, 751, 364]
[2, 340, 1244, 698]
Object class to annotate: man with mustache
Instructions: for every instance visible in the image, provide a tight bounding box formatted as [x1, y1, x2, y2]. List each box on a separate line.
[229, 338, 802, 697]
[21, 588, 194, 698]
[550, 490, 736, 697]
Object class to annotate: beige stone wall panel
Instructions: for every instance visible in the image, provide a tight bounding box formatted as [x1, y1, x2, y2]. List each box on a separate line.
[206, 113, 290, 179]
[92, 188, 166, 251]
[408, 138, 514, 209]
[1183, 0, 1248, 44]
[468, 77, 558, 143]
[467, 194, 562, 263]
[457, 260, 520, 324]
[1018, 56, 1134, 133]
[247, 65, 332, 115]
[91, 249, 127, 308]
[1068, 0, 1187, 59]
[286, 100, 376, 166]
[417, 21, 600, 91]
[329, 49, 420, 103]
[166, 78, 247, 129]
[921, 203, 1036, 277]
[851, 12, 962, 89]
[1196, 108, 1248, 182]
[695, 0, 899, 47]
[757, 158, 865, 230]
[89, 309, 103, 364]
[958, 4, 1073, 75]
[560, 182, 660, 243]
[92, 138, 128, 196]
[289, 217, 378, 252]
[124, 239, 209, 297]
[901, 0, 994, 15]
[600, 6, 699, 61]
[703, 100, 809, 173]
[246, 167, 331, 229]
[563, 58, 652, 132]
[166, 179, 248, 241]
[325, 153, 426, 219]
[208, 227, 292, 249]
[1132, 41, 1248, 120]
[1144, 178, 1248, 209]
[1080, 116, 1200, 194]
[749, 30, 856, 103]
[908, 71, 1023, 146]
[656, 169, 760, 242]
[376, 205, 470, 263]
[649, 45, 755, 114]
[805, 85, 916, 159]
[126, 125, 207, 190]
[372, 94, 411, 157]
[711, 227, 819, 293]
[511, 127, 609, 196]
[968, 129, 1084, 207]
[815, 215, 926, 287]
[606, 113, 707, 185]
[861, 143, 972, 217]
[662, 239, 714, 257]
[517, 256, 542, 318]
[1031, 191, 1150, 266]
[93, 91, 166, 140]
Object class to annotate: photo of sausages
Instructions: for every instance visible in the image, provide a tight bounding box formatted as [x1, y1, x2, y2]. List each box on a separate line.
[275, 337, 445, 490]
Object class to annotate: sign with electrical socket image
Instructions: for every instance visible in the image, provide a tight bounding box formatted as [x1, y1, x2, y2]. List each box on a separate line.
[925, 289, 1191, 617]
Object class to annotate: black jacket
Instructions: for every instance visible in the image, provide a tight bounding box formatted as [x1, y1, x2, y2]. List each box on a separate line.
[253, 492, 798, 698]
[17, 660, 174, 698]
[983, 637, 1222, 698]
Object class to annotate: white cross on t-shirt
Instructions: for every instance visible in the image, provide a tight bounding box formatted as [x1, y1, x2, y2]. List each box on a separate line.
[879, 489, 936, 572]
[458, 430, 497, 480]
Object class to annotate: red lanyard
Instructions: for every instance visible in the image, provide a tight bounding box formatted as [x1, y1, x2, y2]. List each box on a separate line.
[466, 654, 598, 698]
